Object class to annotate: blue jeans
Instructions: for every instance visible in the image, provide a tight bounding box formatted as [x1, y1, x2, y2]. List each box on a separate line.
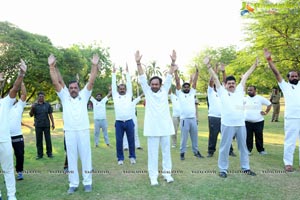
[115, 120, 135, 161]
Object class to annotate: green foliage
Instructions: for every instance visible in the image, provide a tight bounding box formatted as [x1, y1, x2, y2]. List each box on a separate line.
[0, 22, 112, 101]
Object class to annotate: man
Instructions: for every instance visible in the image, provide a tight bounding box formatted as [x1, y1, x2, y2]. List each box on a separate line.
[90, 91, 112, 147]
[205, 56, 258, 178]
[123, 94, 144, 150]
[111, 64, 136, 165]
[9, 82, 27, 181]
[206, 67, 236, 158]
[169, 90, 180, 148]
[174, 64, 204, 160]
[264, 48, 300, 172]
[135, 50, 176, 186]
[0, 60, 26, 200]
[48, 53, 99, 194]
[29, 91, 55, 159]
[269, 87, 281, 122]
[244, 85, 272, 155]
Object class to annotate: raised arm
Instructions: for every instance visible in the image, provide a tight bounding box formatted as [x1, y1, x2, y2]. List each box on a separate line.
[87, 54, 100, 91]
[219, 63, 227, 84]
[9, 59, 27, 98]
[174, 69, 181, 90]
[168, 50, 178, 75]
[135, 51, 144, 75]
[240, 57, 259, 88]
[125, 63, 133, 96]
[0, 72, 4, 90]
[264, 48, 283, 83]
[20, 81, 27, 102]
[48, 54, 63, 92]
[204, 57, 221, 89]
[192, 65, 199, 89]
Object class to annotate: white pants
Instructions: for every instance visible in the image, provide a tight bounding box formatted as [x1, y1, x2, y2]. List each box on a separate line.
[283, 119, 300, 165]
[147, 136, 172, 179]
[123, 116, 140, 148]
[65, 129, 92, 187]
[0, 141, 16, 198]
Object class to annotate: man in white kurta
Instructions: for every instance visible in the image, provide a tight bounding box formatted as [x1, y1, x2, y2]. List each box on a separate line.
[48, 54, 99, 194]
[170, 92, 180, 148]
[264, 48, 300, 172]
[135, 50, 177, 186]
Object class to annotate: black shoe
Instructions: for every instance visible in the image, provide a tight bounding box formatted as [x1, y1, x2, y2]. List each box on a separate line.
[229, 151, 236, 157]
[36, 156, 43, 160]
[137, 147, 143, 150]
[219, 172, 227, 178]
[243, 170, 256, 176]
[180, 153, 185, 160]
[48, 154, 53, 158]
[124, 148, 128, 151]
[207, 153, 214, 158]
[194, 151, 204, 158]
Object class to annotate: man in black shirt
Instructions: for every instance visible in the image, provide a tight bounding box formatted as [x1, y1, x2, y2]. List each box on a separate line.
[29, 92, 55, 159]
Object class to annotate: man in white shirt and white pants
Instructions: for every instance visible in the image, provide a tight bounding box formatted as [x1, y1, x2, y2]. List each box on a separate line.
[0, 60, 26, 200]
[48, 54, 99, 194]
[264, 48, 300, 172]
[135, 50, 177, 186]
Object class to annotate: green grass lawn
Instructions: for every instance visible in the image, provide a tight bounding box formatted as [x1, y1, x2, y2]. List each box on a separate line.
[3, 103, 300, 200]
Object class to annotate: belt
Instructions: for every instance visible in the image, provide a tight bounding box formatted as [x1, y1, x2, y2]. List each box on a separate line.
[11, 138, 24, 143]
[272, 103, 279, 104]
[116, 119, 132, 123]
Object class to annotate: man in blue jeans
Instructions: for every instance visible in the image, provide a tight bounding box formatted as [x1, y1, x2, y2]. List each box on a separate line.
[111, 64, 136, 165]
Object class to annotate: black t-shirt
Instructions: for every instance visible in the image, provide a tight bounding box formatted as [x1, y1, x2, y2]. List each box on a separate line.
[32, 102, 53, 127]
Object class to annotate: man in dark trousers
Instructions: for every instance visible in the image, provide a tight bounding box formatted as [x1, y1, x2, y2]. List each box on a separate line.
[29, 92, 55, 159]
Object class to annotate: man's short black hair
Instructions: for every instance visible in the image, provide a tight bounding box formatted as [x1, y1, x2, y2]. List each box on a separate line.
[149, 76, 162, 85]
[37, 91, 45, 96]
[248, 85, 256, 90]
[225, 75, 236, 83]
[182, 82, 191, 87]
[68, 80, 80, 88]
[287, 70, 299, 78]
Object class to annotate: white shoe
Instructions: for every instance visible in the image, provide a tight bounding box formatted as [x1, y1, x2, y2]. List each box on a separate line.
[171, 145, 176, 148]
[8, 196, 17, 200]
[164, 175, 174, 183]
[130, 158, 136, 164]
[150, 178, 158, 186]
[259, 151, 268, 155]
[118, 160, 124, 165]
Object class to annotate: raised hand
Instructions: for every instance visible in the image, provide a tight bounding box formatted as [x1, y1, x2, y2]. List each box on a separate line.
[112, 64, 116, 73]
[91, 54, 100, 65]
[264, 48, 271, 60]
[126, 63, 129, 73]
[48, 54, 56, 67]
[0, 72, 4, 81]
[19, 59, 27, 73]
[170, 50, 176, 64]
[135, 51, 142, 64]
[203, 57, 211, 66]
[219, 63, 226, 72]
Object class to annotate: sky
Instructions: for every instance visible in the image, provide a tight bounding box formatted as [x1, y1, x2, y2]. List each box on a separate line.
[1, 0, 247, 71]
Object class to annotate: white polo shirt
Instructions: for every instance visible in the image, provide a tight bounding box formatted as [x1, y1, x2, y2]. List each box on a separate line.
[139, 74, 174, 137]
[217, 84, 245, 126]
[58, 85, 91, 131]
[176, 88, 196, 119]
[112, 73, 132, 121]
[207, 86, 221, 118]
[0, 95, 15, 142]
[278, 80, 300, 119]
[9, 100, 27, 137]
[244, 95, 271, 123]
[90, 96, 108, 120]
